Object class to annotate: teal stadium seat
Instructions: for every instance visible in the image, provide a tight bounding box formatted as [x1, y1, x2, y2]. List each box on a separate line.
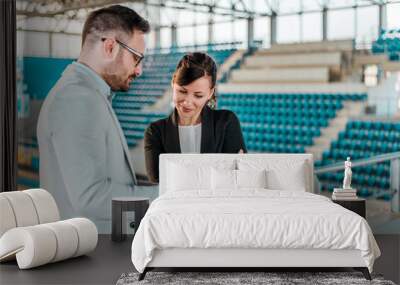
[317, 120, 400, 200]
[372, 28, 400, 61]
[218, 92, 367, 155]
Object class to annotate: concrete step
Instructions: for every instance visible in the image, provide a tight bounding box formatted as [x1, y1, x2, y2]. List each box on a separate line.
[245, 52, 342, 71]
[255, 40, 354, 54]
[230, 67, 330, 83]
[218, 82, 367, 94]
[306, 101, 365, 161]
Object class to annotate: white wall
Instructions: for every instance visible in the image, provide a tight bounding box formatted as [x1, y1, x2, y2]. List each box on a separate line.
[18, 31, 51, 57]
[17, 30, 81, 58]
[51, 33, 81, 58]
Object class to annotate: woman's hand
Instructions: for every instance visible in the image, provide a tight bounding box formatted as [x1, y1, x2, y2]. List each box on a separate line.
[238, 149, 244, 154]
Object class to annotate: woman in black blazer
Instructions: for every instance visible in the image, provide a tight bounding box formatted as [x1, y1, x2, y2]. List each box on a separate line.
[144, 52, 247, 183]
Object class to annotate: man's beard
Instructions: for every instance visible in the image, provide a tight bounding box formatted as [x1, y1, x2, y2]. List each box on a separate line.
[103, 71, 135, 92]
[103, 58, 135, 91]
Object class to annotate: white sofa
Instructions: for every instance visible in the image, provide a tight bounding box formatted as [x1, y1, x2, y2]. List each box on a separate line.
[0, 189, 98, 269]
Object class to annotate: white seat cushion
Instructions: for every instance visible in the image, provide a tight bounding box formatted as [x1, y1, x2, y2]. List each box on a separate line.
[1, 191, 39, 227]
[64, 218, 98, 257]
[0, 196, 17, 237]
[0, 189, 98, 269]
[42, 221, 79, 262]
[0, 189, 60, 236]
[0, 218, 98, 269]
[24, 189, 60, 223]
[0, 225, 57, 268]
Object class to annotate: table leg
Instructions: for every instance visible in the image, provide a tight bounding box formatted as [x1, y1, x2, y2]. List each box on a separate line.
[112, 201, 123, 242]
[134, 202, 149, 235]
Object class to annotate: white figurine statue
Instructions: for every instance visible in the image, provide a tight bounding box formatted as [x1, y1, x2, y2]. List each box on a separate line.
[343, 157, 352, 189]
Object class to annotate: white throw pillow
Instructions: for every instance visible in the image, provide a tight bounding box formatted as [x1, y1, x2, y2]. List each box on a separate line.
[211, 168, 268, 191]
[166, 159, 235, 192]
[167, 162, 209, 191]
[237, 159, 307, 191]
[211, 168, 236, 190]
[236, 169, 267, 189]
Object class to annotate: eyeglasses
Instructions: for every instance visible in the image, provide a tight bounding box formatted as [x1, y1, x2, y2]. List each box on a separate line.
[101, 38, 144, 67]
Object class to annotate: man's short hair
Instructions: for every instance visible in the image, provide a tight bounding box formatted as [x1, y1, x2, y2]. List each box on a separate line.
[82, 5, 150, 46]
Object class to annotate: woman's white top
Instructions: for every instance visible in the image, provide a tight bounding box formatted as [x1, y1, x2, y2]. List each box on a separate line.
[178, 123, 202, 153]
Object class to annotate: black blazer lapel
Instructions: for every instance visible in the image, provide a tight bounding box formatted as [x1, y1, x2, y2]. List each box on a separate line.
[200, 106, 216, 153]
[165, 106, 216, 153]
[165, 109, 181, 153]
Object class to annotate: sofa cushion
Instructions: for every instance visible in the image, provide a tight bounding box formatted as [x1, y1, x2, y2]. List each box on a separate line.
[0, 218, 97, 269]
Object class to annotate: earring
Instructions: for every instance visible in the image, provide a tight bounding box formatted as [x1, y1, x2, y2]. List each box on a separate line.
[207, 98, 216, 109]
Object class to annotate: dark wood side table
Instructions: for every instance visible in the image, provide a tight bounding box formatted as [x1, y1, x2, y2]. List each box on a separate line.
[112, 197, 149, 242]
[332, 198, 366, 218]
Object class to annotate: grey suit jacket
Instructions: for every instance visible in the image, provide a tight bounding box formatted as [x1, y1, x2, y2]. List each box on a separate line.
[37, 62, 137, 233]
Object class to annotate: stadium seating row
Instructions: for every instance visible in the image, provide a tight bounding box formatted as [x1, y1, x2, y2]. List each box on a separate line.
[218, 93, 367, 154]
[317, 120, 400, 199]
[372, 28, 400, 61]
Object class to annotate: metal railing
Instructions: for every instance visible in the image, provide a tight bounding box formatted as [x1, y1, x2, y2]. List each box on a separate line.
[315, 151, 400, 212]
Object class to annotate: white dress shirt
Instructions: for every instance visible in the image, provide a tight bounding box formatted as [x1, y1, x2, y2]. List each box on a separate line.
[178, 123, 202, 153]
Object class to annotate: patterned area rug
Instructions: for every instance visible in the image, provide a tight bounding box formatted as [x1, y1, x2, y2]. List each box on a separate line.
[116, 271, 395, 285]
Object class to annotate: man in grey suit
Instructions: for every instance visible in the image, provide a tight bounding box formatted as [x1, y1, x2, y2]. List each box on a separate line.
[37, 5, 150, 233]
